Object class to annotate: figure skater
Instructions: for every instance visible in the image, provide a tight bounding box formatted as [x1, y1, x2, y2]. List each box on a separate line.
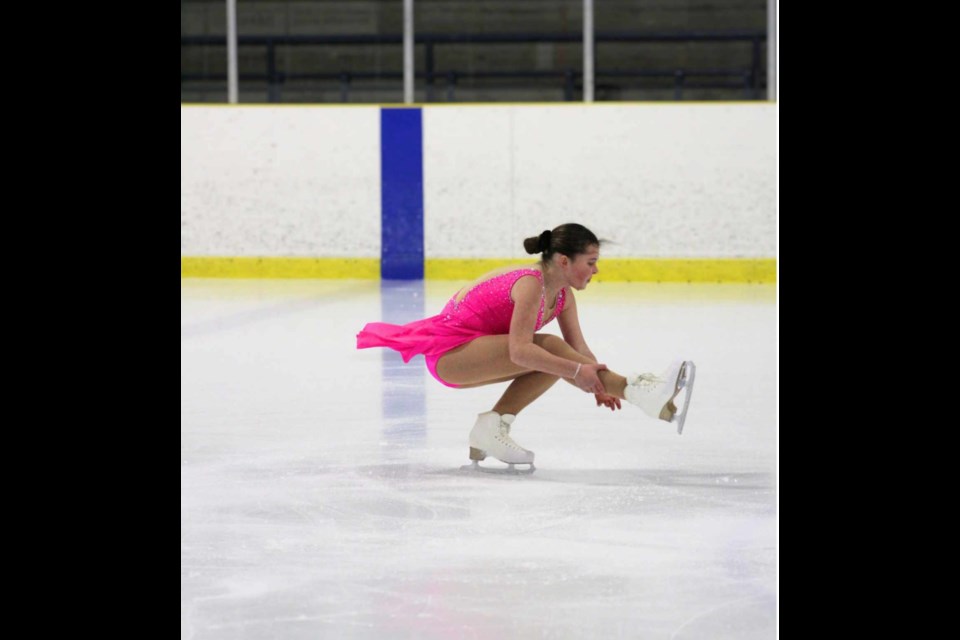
[357, 223, 695, 472]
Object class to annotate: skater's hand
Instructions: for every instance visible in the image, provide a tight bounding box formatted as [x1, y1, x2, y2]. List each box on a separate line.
[595, 393, 621, 411]
[575, 363, 607, 395]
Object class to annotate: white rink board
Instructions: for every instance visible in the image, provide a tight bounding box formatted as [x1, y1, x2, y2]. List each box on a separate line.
[180, 106, 381, 257]
[424, 104, 776, 258]
[181, 104, 775, 259]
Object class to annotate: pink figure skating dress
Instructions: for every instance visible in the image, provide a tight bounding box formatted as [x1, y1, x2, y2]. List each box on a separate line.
[357, 268, 566, 387]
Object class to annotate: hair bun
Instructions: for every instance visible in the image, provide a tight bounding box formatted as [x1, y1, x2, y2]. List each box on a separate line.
[538, 229, 552, 253]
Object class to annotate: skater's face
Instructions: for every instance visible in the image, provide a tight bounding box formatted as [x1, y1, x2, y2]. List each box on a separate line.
[561, 245, 600, 290]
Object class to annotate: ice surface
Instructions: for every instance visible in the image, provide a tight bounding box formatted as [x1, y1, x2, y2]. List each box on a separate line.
[181, 278, 777, 639]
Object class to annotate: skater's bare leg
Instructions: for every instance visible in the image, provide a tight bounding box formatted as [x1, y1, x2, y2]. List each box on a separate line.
[493, 372, 560, 415]
[437, 333, 628, 399]
[598, 370, 627, 399]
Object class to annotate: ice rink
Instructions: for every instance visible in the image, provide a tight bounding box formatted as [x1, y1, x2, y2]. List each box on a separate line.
[181, 277, 778, 639]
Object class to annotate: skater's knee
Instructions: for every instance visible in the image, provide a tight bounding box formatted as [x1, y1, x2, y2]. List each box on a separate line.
[534, 333, 569, 353]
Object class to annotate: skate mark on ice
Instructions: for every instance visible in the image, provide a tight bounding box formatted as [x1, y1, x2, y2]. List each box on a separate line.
[669, 593, 775, 640]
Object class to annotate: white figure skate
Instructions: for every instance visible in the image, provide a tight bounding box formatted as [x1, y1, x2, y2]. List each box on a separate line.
[624, 360, 696, 434]
[461, 411, 536, 475]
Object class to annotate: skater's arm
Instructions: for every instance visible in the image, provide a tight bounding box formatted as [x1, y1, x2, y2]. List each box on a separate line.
[508, 275, 592, 379]
[557, 290, 598, 362]
[559, 289, 619, 409]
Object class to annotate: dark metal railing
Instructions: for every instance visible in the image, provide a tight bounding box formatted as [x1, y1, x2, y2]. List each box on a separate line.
[181, 30, 767, 102]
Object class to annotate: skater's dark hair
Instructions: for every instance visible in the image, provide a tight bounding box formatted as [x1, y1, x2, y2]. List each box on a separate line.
[523, 223, 600, 261]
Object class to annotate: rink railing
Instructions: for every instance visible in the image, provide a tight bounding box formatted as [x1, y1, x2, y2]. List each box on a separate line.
[180, 30, 768, 103]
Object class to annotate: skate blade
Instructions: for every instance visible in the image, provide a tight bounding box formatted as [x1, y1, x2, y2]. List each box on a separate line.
[459, 460, 536, 475]
[673, 361, 696, 435]
[657, 360, 691, 423]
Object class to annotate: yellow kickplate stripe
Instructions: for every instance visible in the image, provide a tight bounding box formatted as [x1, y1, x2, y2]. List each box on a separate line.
[180, 257, 380, 279]
[591, 258, 777, 283]
[180, 257, 775, 282]
[424, 259, 519, 279]
[426, 258, 776, 283]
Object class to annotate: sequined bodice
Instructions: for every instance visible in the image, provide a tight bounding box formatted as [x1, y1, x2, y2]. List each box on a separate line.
[439, 268, 566, 334]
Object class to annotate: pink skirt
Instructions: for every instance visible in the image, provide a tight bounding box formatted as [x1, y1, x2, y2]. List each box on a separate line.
[357, 314, 484, 360]
[357, 315, 487, 387]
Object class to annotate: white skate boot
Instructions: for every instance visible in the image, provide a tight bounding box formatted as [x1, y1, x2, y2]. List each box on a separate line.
[462, 411, 536, 474]
[624, 360, 696, 434]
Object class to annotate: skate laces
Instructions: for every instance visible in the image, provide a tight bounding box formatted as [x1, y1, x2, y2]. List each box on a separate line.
[631, 372, 664, 389]
[496, 420, 526, 451]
